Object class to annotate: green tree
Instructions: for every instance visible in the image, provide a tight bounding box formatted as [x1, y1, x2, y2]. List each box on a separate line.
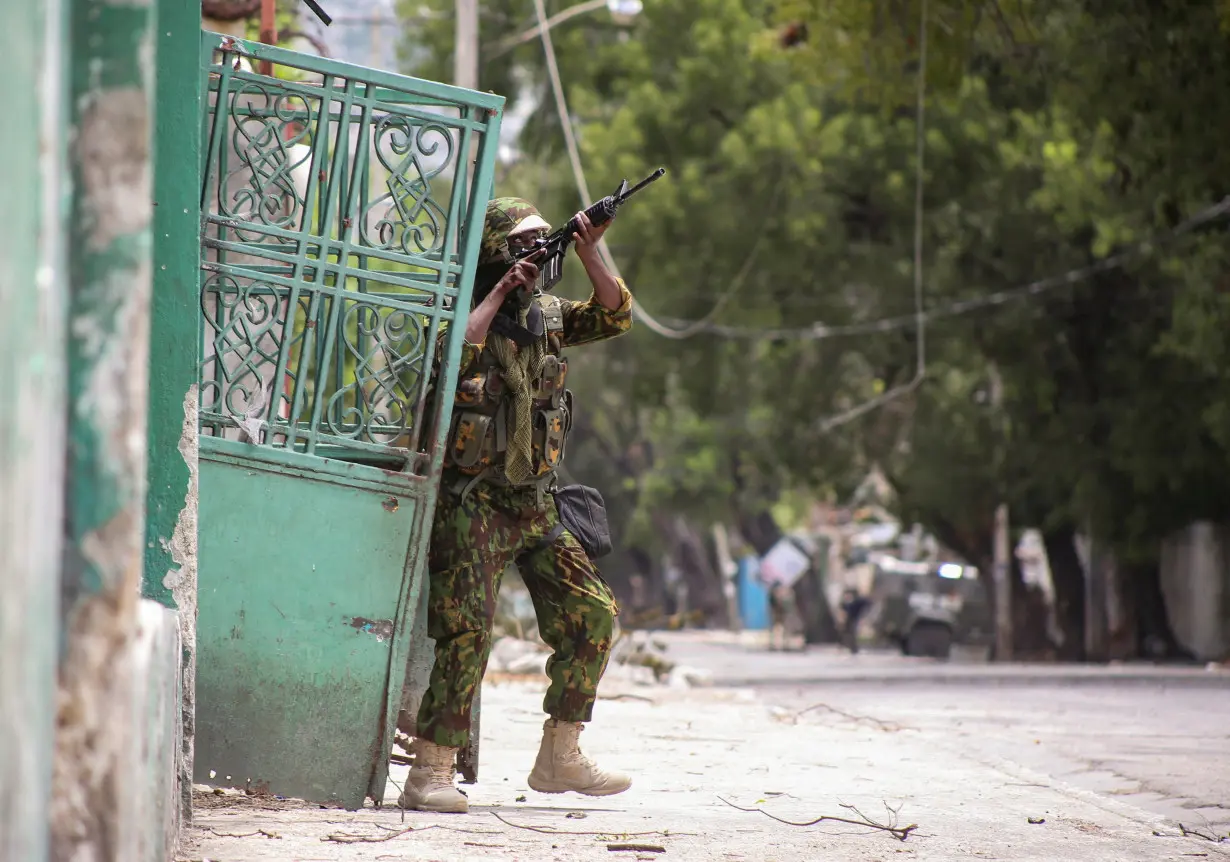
[399, 0, 1230, 655]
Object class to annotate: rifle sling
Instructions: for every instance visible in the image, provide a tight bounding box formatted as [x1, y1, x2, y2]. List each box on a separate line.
[488, 304, 545, 347]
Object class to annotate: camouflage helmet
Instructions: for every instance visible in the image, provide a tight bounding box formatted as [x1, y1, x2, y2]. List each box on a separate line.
[478, 197, 551, 265]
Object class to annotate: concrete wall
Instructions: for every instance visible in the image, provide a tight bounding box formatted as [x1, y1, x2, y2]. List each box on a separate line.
[144, 0, 204, 833]
[0, 1, 68, 858]
[129, 603, 185, 861]
[1160, 522, 1230, 662]
[0, 0, 188, 859]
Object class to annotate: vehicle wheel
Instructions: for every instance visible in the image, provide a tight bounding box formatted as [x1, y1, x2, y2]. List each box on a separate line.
[906, 623, 953, 660]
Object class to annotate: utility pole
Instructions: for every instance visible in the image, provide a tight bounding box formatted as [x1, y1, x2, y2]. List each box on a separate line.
[455, 0, 480, 173]
[259, 0, 277, 75]
[989, 362, 1013, 661]
[994, 502, 1012, 660]
[455, 0, 479, 90]
[1084, 523, 1109, 661]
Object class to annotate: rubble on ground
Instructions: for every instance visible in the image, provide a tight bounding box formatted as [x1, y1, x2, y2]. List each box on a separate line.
[485, 627, 713, 689]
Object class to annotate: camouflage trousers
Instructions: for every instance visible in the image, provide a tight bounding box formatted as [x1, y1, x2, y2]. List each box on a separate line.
[416, 475, 619, 749]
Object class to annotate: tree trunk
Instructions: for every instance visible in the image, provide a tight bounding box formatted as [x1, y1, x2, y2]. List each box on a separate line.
[672, 516, 728, 627]
[624, 545, 658, 617]
[737, 508, 781, 556]
[1119, 557, 1195, 661]
[1107, 555, 1137, 661]
[1043, 526, 1085, 661]
[793, 564, 841, 644]
[1011, 554, 1056, 660]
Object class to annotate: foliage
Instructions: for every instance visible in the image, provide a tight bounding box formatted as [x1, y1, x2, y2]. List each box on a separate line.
[396, 0, 1230, 578]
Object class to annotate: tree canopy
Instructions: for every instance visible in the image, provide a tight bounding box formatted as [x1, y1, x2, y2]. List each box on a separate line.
[398, 0, 1230, 652]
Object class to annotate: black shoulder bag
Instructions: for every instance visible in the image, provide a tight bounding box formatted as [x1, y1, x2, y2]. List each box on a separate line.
[542, 484, 612, 560]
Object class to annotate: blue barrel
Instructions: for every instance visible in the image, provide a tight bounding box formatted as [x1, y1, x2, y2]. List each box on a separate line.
[737, 556, 771, 630]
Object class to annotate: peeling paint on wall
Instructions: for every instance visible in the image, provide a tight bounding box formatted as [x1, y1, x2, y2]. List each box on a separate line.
[162, 385, 199, 639]
[162, 384, 199, 824]
[51, 594, 138, 862]
[78, 87, 152, 254]
[348, 617, 396, 642]
[51, 1, 158, 856]
[71, 85, 154, 598]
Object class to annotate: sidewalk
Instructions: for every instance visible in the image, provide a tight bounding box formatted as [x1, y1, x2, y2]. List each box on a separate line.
[182, 676, 1227, 861]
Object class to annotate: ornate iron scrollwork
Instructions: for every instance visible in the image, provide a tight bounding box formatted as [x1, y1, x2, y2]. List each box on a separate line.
[199, 37, 493, 470]
[361, 115, 453, 256]
[324, 301, 426, 444]
[200, 272, 309, 432]
[222, 83, 315, 235]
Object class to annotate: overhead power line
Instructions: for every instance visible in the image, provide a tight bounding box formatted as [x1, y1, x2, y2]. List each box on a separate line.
[650, 195, 1230, 342]
[808, 0, 928, 431]
[530, 0, 929, 360]
[528, 0, 1230, 431]
[531, 0, 690, 339]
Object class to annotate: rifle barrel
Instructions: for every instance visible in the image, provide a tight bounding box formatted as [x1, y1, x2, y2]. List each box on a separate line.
[622, 167, 667, 200]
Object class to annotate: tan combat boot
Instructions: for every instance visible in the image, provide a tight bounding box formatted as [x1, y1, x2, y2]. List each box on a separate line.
[527, 719, 632, 796]
[398, 738, 468, 813]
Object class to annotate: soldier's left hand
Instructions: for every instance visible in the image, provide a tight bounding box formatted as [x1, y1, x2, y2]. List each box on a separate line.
[571, 211, 608, 259]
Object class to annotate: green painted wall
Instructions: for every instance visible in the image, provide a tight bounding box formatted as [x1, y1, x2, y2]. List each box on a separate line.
[145, 0, 203, 828]
[60, 0, 155, 604]
[0, 0, 67, 858]
[145, 0, 202, 608]
[3, 0, 192, 857]
[51, 0, 161, 856]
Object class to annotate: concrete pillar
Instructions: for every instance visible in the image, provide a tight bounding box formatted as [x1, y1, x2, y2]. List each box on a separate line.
[145, 0, 203, 829]
[1161, 522, 1230, 662]
[48, 0, 179, 859]
[0, 1, 68, 859]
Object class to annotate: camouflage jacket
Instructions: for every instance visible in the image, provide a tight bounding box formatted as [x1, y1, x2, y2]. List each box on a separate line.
[427, 281, 633, 478]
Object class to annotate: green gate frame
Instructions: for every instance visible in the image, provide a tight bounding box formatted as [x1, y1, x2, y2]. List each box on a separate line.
[193, 32, 503, 808]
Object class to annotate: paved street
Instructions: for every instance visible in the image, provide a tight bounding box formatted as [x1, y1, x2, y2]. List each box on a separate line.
[186, 630, 1230, 861]
[663, 631, 1230, 832]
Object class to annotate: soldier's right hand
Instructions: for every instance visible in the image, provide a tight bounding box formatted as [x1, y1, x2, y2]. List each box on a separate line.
[495, 257, 540, 295]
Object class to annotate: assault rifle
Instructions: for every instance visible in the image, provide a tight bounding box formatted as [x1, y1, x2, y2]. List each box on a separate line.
[471, 168, 667, 346]
[511, 167, 667, 292]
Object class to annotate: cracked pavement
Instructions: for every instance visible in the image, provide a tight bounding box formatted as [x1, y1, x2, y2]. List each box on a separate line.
[185, 630, 1230, 861]
[666, 631, 1230, 834]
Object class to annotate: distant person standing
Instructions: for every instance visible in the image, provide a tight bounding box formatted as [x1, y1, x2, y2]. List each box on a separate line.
[767, 585, 797, 651]
[840, 588, 871, 654]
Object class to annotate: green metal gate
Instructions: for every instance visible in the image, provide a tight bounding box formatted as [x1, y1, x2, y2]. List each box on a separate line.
[193, 32, 503, 808]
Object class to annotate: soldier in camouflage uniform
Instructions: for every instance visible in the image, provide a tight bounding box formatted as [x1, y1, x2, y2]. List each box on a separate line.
[400, 197, 634, 814]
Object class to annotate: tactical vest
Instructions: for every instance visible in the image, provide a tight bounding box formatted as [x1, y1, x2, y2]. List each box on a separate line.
[443, 294, 573, 482]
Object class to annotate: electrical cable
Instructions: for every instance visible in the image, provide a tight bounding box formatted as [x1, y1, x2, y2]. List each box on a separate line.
[649, 195, 1230, 341]
[527, 0, 1230, 429]
[530, 0, 929, 428]
[531, 0, 735, 340]
[813, 0, 927, 431]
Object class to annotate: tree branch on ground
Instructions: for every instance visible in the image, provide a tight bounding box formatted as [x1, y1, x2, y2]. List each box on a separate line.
[205, 828, 281, 839]
[492, 812, 688, 838]
[323, 823, 500, 843]
[717, 796, 918, 842]
[1178, 823, 1229, 843]
[774, 702, 905, 732]
[601, 692, 657, 703]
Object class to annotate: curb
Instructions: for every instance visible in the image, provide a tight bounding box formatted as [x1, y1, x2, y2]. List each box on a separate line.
[718, 669, 1230, 689]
